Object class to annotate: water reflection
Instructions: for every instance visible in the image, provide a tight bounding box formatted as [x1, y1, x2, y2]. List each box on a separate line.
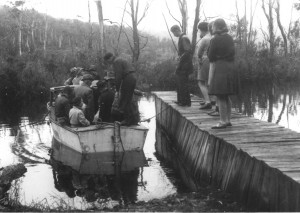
[50, 138, 148, 206]
[1, 85, 300, 210]
[0, 99, 47, 127]
[0, 97, 179, 210]
[155, 124, 199, 192]
[232, 82, 300, 132]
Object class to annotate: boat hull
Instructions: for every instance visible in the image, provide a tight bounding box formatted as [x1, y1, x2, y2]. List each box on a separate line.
[50, 120, 148, 153]
[51, 138, 148, 175]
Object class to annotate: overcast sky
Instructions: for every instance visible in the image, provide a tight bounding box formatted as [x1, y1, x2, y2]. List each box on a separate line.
[2, 0, 298, 38]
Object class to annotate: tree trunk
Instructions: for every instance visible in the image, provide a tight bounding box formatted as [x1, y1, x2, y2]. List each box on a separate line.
[130, 0, 140, 64]
[25, 34, 30, 52]
[18, 13, 22, 56]
[177, 0, 188, 34]
[31, 20, 35, 52]
[59, 34, 63, 49]
[262, 0, 276, 76]
[191, 0, 201, 54]
[244, 0, 248, 57]
[43, 14, 48, 58]
[275, 0, 288, 57]
[88, 0, 93, 50]
[95, 0, 105, 66]
[235, 0, 242, 44]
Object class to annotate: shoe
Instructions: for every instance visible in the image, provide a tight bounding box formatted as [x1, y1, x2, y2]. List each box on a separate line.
[199, 100, 206, 105]
[199, 103, 212, 110]
[207, 110, 220, 116]
[173, 101, 183, 105]
[226, 122, 232, 127]
[211, 123, 227, 129]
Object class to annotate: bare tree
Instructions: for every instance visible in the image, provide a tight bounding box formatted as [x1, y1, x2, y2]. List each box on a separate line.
[191, 0, 202, 54]
[95, 0, 105, 65]
[127, 0, 150, 64]
[88, 0, 93, 50]
[43, 13, 48, 57]
[177, 0, 188, 34]
[165, 0, 202, 55]
[275, 0, 288, 57]
[115, 0, 129, 55]
[235, 0, 243, 44]
[30, 20, 35, 52]
[9, 1, 25, 56]
[248, 0, 259, 45]
[262, 0, 276, 61]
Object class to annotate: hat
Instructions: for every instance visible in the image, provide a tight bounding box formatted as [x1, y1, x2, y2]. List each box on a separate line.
[72, 97, 82, 106]
[96, 80, 107, 89]
[82, 74, 94, 81]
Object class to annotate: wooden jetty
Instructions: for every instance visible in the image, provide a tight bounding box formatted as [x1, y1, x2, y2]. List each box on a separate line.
[153, 91, 300, 211]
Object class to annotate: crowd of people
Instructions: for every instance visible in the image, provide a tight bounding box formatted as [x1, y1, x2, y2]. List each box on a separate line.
[171, 18, 236, 129]
[53, 18, 236, 130]
[53, 54, 140, 128]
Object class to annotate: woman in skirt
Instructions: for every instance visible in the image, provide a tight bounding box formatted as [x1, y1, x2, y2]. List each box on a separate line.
[208, 18, 236, 129]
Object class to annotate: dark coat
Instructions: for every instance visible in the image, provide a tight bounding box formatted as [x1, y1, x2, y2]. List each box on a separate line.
[112, 57, 135, 91]
[74, 84, 95, 122]
[208, 33, 235, 62]
[176, 34, 193, 75]
[98, 88, 115, 122]
[55, 94, 71, 120]
[208, 33, 236, 95]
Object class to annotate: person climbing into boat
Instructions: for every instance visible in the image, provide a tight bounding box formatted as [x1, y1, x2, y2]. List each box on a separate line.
[69, 96, 90, 127]
[74, 74, 95, 123]
[103, 52, 139, 126]
[54, 86, 74, 125]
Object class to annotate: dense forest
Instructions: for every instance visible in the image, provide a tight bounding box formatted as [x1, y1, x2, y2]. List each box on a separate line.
[0, 3, 177, 102]
[0, 0, 300, 103]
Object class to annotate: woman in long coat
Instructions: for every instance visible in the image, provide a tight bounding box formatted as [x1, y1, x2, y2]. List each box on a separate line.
[208, 18, 236, 129]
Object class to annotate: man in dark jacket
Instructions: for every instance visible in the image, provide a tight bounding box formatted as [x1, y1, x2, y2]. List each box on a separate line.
[74, 74, 95, 123]
[55, 86, 73, 125]
[170, 25, 193, 107]
[103, 52, 139, 125]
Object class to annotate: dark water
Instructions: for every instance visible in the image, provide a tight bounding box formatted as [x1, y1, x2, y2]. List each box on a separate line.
[0, 96, 182, 210]
[0, 82, 300, 210]
[231, 82, 300, 133]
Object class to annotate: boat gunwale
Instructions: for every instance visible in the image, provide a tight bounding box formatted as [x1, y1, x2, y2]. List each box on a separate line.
[50, 118, 149, 133]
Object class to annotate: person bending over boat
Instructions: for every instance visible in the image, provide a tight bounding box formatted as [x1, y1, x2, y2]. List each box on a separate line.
[69, 97, 90, 127]
[103, 52, 138, 126]
[54, 86, 73, 125]
[96, 80, 115, 123]
[74, 74, 95, 123]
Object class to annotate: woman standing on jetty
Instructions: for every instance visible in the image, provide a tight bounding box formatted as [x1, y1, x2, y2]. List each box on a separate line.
[208, 18, 236, 129]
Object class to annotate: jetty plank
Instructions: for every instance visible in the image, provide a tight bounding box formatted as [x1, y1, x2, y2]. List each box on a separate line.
[153, 91, 300, 211]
